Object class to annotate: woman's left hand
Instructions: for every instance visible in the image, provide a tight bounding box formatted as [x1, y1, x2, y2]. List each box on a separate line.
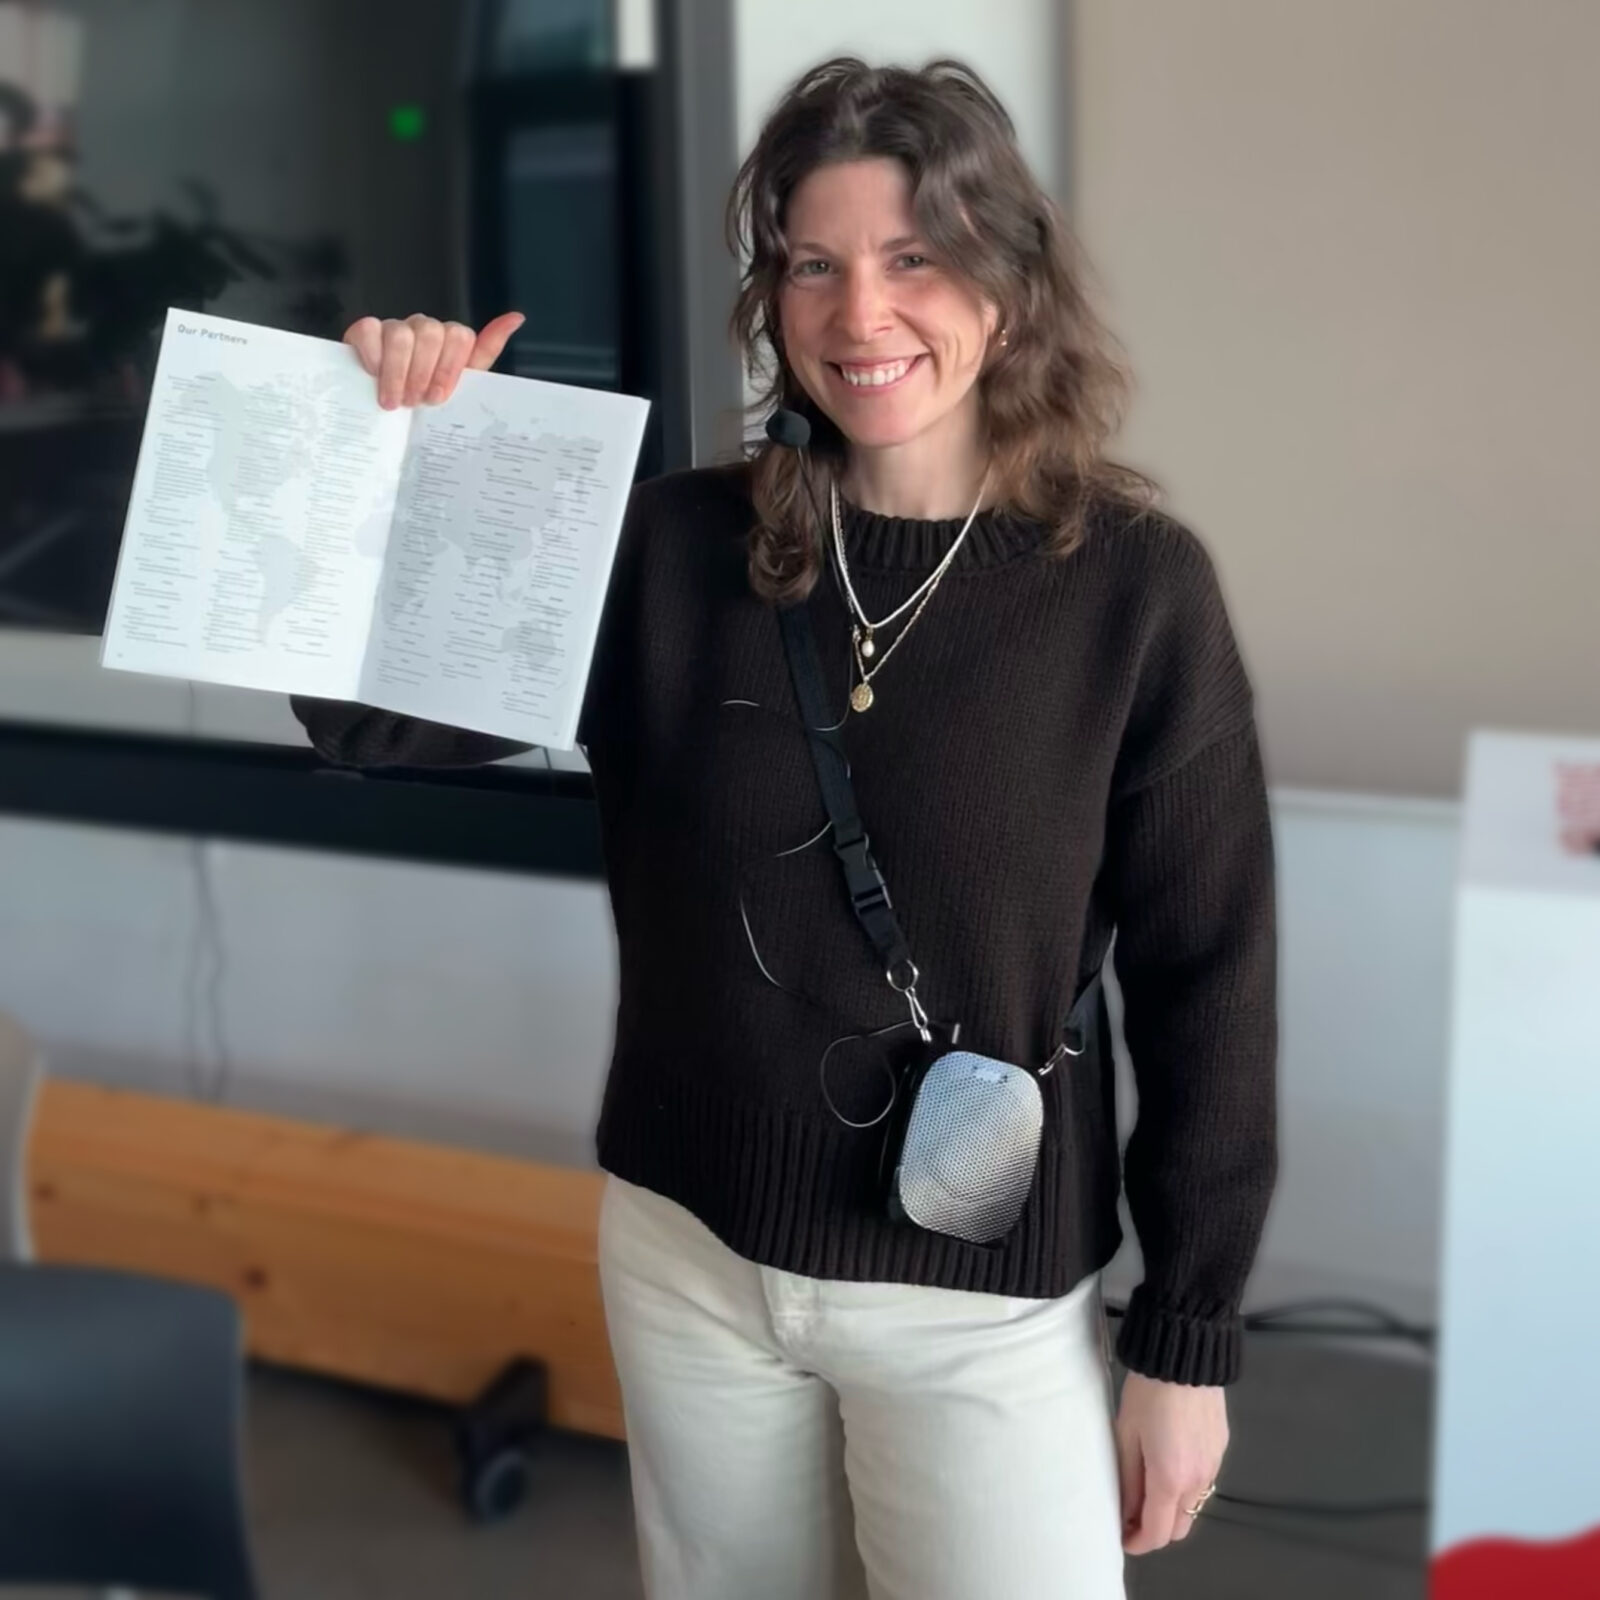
[1114, 1371, 1229, 1553]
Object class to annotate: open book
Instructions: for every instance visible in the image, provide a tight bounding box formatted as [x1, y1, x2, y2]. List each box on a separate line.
[101, 309, 650, 749]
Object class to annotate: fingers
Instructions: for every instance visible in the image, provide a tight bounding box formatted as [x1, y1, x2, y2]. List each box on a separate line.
[375, 313, 450, 408]
[1166, 1482, 1203, 1545]
[1114, 1418, 1146, 1553]
[1116, 1419, 1208, 1554]
[399, 314, 448, 405]
[341, 312, 525, 408]
[374, 318, 420, 409]
[1125, 1468, 1214, 1553]
[342, 315, 383, 379]
[425, 323, 479, 403]
[1125, 1467, 1217, 1552]
[466, 310, 527, 371]
[1124, 1469, 1181, 1556]
[1114, 1373, 1230, 1555]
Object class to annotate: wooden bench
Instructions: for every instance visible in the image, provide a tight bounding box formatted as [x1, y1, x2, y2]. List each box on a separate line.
[28, 1081, 623, 1439]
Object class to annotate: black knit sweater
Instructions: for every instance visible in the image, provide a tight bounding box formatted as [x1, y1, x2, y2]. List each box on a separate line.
[292, 463, 1278, 1387]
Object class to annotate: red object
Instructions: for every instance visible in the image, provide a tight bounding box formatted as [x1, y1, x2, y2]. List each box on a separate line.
[1431, 1523, 1600, 1599]
[1555, 761, 1600, 856]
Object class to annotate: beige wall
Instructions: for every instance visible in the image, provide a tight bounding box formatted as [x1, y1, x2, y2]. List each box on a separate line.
[1071, 1, 1600, 796]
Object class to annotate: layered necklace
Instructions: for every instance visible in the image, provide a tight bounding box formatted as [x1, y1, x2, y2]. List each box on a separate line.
[829, 470, 990, 712]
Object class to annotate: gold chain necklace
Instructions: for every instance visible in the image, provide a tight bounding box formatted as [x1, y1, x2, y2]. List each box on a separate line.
[830, 471, 990, 712]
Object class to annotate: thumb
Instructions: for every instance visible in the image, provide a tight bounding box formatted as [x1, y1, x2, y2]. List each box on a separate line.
[467, 311, 526, 371]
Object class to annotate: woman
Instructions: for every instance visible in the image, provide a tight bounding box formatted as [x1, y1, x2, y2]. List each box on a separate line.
[296, 57, 1277, 1600]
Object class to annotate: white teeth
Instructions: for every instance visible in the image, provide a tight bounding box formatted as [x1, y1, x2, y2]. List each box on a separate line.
[839, 359, 913, 388]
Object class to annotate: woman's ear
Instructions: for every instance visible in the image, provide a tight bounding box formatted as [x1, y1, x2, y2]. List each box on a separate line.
[983, 297, 1007, 350]
[984, 306, 1010, 364]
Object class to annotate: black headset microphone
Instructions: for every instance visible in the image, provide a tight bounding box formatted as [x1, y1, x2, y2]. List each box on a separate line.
[765, 406, 826, 532]
[764, 406, 812, 454]
[764, 407, 843, 604]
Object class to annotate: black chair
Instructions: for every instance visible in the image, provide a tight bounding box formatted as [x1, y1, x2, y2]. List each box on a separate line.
[0, 1262, 259, 1599]
[0, 1008, 41, 1262]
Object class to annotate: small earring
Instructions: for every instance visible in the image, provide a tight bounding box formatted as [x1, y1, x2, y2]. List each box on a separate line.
[998, 327, 1009, 347]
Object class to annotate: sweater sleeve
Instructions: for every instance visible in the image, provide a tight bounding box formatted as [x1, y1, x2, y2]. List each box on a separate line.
[289, 697, 534, 770]
[1100, 522, 1279, 1387]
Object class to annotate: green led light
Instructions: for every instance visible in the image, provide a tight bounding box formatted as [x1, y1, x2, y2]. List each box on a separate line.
[389, 104, 427, 142]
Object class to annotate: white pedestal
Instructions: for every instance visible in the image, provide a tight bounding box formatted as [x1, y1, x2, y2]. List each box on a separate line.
[1430, 731, 1600, 1596]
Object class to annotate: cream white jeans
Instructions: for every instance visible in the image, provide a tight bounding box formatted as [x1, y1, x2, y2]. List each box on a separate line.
[597, 1174, 1127, 1600]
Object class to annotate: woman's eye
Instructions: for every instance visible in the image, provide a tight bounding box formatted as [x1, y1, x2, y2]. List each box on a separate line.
[790, 259, 830, 278]
[896, 253, 929, 269]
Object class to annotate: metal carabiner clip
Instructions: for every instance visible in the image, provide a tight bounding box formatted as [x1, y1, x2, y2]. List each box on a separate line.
[886, 958, 933, 1043]
[1038, 1028, 1088, 1079]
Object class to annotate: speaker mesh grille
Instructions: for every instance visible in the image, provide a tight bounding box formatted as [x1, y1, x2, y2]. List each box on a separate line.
[893, 1052, 1043, 1245]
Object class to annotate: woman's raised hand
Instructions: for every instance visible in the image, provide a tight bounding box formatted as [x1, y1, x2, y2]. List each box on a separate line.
[342, 311, 526, 410]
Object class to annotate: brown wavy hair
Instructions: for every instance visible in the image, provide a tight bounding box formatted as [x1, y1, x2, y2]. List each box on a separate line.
[727, 56, 1157, 604]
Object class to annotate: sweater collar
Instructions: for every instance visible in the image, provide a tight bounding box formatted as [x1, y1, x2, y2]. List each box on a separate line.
[836, 497, 1047, 573]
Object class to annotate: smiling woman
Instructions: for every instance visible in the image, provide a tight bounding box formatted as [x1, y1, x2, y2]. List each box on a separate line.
[728, 57, 1154, 604]
[292, 53, 1279, 1600]
[779, 160, 997, 483]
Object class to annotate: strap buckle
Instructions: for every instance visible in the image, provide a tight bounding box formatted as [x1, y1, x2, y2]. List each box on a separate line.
[833, 831, 892, 915]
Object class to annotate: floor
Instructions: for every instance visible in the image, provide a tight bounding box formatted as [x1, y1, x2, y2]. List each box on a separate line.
[1, 1327, 1431, 1599]
[233, 1326, 1431, 1600]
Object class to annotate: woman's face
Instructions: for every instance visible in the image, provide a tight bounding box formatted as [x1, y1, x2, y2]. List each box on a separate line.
[778, 157, 998, 457]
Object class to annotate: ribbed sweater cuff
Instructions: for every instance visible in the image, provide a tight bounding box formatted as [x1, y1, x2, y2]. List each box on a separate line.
[1115, 1291, 1243, 1387]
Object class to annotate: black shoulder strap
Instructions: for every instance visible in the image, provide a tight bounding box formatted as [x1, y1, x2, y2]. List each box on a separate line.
[776, 599, 917, 990]
[775, 597, 1103, 1065]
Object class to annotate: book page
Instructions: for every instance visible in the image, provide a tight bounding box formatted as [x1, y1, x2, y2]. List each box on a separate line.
[101, 308, 407, 697]
[358, 370, 649, 749]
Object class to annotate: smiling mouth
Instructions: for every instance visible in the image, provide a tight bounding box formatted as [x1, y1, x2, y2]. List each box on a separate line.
[828, 355, 925, 392]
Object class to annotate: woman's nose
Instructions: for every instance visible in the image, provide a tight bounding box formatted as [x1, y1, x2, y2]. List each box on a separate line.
[835, 268, 893, 343]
